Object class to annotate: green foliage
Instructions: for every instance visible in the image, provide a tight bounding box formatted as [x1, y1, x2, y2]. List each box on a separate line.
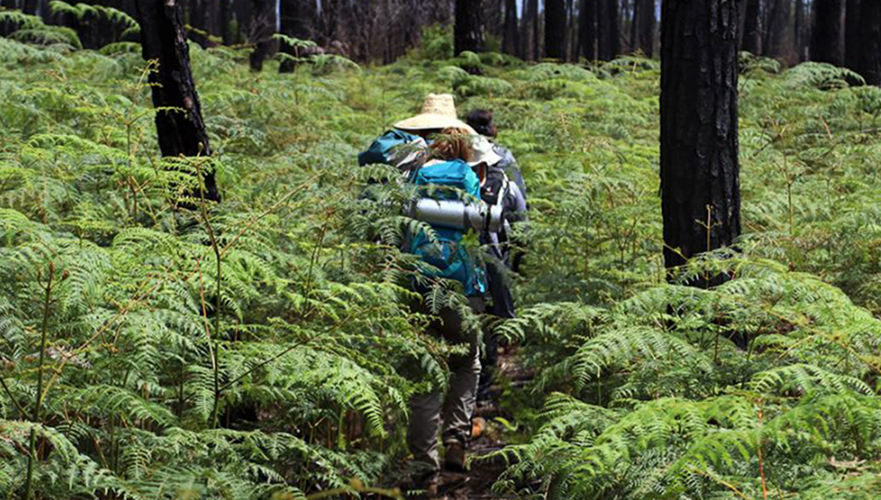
[2, 22, 881, 500]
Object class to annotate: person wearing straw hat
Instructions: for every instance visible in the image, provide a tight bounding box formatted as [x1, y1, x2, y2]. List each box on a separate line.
[393, 93, 478, 137]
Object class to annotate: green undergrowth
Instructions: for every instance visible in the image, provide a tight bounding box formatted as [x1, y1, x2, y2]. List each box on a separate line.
[2, 12, 881, 500]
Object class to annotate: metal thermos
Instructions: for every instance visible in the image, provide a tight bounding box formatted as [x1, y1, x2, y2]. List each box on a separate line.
[410, 199, 504, 233]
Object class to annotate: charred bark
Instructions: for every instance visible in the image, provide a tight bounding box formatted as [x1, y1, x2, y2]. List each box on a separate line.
[455, 0, 485, 54]
[279, 0, 316, 73]
[845, 0, 861, 71]
[795, 0, 806, 61]
[741, 0, 762, 54]
[597, 0, 620, 60]
[135, 0, 220, 203]
[859, 0, 881, 84]
[631, 0, 654, 57]
[811, 0, 845, 65]
[579, 0, 597, 60]
[502, 0, 518, 55]
[660, 0, 740, 284]
[545, 0, 566, 59]
[764, 0, 792, 60]
[249, 0, 277, 72]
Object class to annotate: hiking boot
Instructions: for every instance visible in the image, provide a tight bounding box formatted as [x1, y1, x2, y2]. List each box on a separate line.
[403, 472, 438, 499]
[443, 441, 467, 472]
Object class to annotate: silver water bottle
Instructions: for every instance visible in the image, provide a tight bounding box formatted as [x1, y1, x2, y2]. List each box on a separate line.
[409, 199, 504, 233]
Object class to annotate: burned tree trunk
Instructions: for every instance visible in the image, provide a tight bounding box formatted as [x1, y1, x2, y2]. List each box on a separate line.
[545, 0, 566, 59]
[845, 0, 861, 72]
[597, 0, 620, 61]
[859, 0, 881, 84]
[249, 0, 277, 72]
[660, 0, 740, 283]
[135, 0, 220, 203]
[631, 0, 654, 57]
[279, 0, 316, 73]
[741, 0, 762, 54]
[811, 0, 845, 65]
[765, 0, 792, 61]
[579, 0, 597, 60]
[502, 0, 518, 55]
[455, 0, 485, 54]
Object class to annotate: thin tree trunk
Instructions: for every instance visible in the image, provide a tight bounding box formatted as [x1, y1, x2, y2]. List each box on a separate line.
[579, 0, 597, 60]
[742, 0, 762, 54]
[279, 0, 316, 73]
[455, 0, 485, 54]
[597, 0, 620, 60]
[631, 0, 654, 57]
[859, 0, 881, 84]
[135, 0, 220, 202]
[845, 0, 860, 71]
[660, 0, 741, 284]
[532, 0, 540, 59]
[765, 0, 792, 61]
[795, 0, 805, 61]
[545, 0, 566, 59]
[249, 0, 276, 71]
[811, 0, 845, 65]
[503, 0, 518, 55]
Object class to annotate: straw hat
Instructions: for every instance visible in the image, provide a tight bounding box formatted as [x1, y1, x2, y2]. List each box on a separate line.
[468, 136, 502, 167]
[394, 93, 477, 134]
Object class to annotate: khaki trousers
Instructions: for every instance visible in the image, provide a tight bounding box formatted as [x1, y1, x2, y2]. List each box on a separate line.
[407, 297, 483, 473]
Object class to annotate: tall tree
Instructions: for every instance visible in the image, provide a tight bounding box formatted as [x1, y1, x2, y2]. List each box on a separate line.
[660, 0, 741, 283]
[845, 0, 861, 71]
[579, 0, 597, 60]
[765, 0, 792, 60]
[279, 0, 316, 73]
[597, 0, 621, 60]
[545, 0, 567, 59]
[794, 0, 806, 61]
[631, 0, 654, 57]
[455, 0, 485, 54]
[249, 0, 277, 71]
[859, 0, 881, 84]
[741, 0, 762, 54]
[135, 0, 220, 202]
[811, 0, 845, 65]
[503, 0, 519, 55]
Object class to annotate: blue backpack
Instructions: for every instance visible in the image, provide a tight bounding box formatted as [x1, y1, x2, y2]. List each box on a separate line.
[408, 159, 487, 297]
[358, 129, 422, 166]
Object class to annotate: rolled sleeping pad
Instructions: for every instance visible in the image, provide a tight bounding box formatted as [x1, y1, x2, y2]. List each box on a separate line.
[410, 198, 504, 233]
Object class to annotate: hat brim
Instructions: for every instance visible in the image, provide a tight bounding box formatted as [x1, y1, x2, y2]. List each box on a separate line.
[394, 113, 477, 135]
[468, 137, 503, 167]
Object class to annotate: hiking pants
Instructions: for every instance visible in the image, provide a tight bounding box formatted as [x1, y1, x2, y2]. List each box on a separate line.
[407, 298, 484, 473]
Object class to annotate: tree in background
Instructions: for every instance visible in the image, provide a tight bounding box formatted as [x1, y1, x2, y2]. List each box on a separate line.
[545, 0, 566, 59]
[741, 0, 762, 54]
[794, 0, 807, 61]
[135, 0, 220, 202]
[765, 0, 792, 62]
[597, 0, 620, 61]
[811, 0, 845, 66]
[859, 0, 881, 85]
[454, 0, 485, 54]
[502, 0, 518, 55]
[279, 0, 316, 73]
[631, 0, 654, 57]
[579, 0, 597, 60]
[844, 0, 860, 72]
[248, 0, 277, 71]
[660, 0, 740, 284]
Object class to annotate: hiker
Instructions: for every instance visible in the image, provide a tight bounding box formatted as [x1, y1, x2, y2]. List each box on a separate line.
[358, 95, 524, 496]
[466, 109, 528, 406]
